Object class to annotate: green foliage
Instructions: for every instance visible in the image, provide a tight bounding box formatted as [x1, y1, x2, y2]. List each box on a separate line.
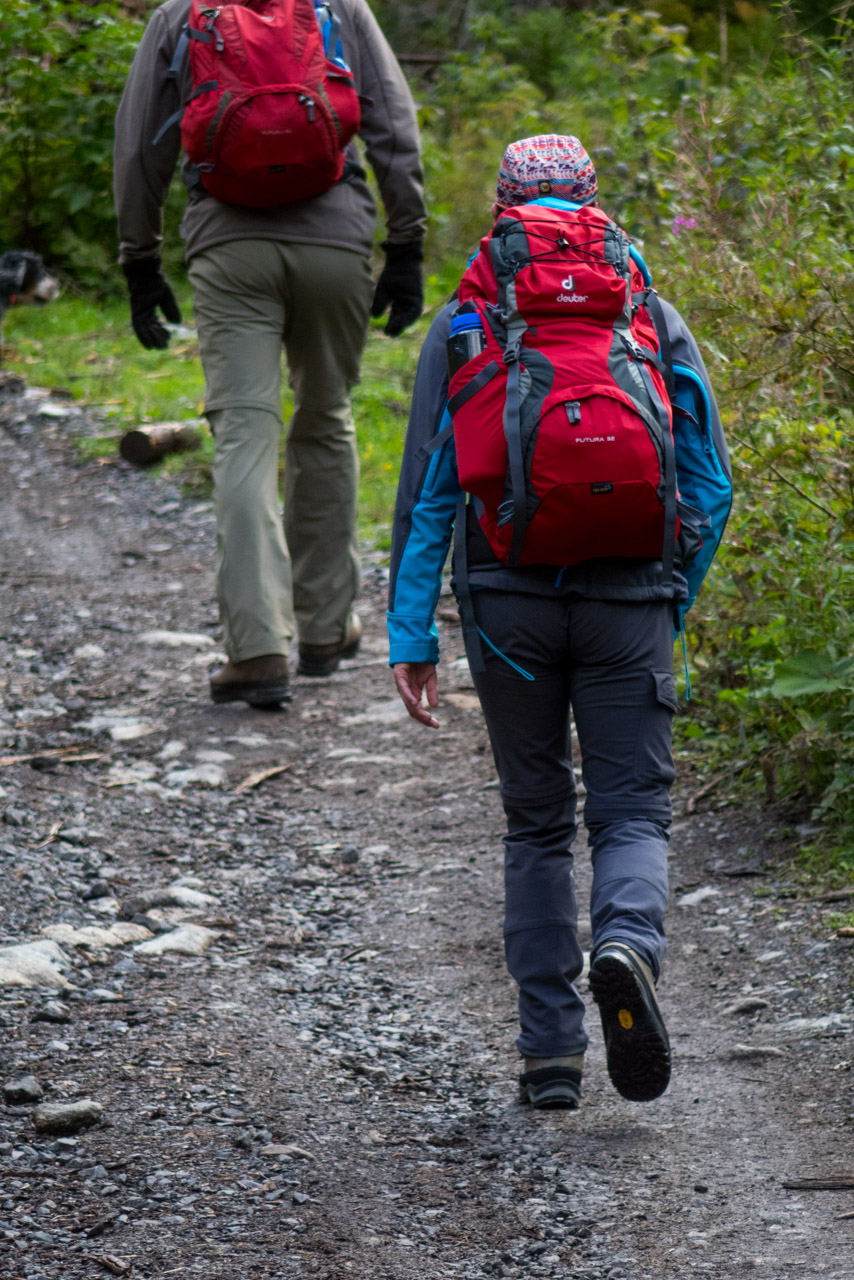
[0, 0, 186, 290]
[649, 29, 854, 849]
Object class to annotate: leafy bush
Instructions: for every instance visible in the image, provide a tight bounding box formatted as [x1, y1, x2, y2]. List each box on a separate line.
[650, 29, 854, 850]
[0, 0, 186, 291]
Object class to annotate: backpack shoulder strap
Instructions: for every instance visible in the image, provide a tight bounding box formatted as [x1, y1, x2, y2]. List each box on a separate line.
[634, 288, 676, 403]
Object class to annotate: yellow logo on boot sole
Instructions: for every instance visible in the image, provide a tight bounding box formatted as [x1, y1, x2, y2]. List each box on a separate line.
[618, 1009, 634, 1029]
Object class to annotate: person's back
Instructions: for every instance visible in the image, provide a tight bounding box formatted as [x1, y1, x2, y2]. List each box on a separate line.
[388, 134, 732, 1110]
[114, 0, 427, 706]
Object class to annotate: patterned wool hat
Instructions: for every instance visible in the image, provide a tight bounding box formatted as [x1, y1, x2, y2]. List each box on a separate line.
[495, 134, 598, 208]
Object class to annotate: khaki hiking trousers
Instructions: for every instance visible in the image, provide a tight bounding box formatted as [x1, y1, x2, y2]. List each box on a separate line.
[188, 238, 373, 661]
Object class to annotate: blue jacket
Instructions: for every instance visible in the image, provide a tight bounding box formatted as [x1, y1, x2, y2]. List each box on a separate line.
[388, 240, 732, 668]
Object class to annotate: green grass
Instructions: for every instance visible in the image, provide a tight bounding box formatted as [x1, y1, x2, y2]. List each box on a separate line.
[1, 273, 461, 547]
[826, 911, 854, 932]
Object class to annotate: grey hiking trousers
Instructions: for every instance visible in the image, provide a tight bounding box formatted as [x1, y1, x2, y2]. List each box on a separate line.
[463, 589, 676, 1059]
[189, 239, 374, 661]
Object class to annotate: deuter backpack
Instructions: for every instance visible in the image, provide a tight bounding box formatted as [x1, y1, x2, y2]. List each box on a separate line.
[448, 201, 707, 587]
[157, 0, 361, 208]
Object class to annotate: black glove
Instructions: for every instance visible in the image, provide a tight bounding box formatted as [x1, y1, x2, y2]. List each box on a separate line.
[370, 239, 424, 337]
[122, 258, 182, 350]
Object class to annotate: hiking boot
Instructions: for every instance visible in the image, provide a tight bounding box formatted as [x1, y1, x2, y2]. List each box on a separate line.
[518, 1054, 584, 1111]
[297, 614, 362, 677]
[588, 941, 671, 1102]
[209, 654, 290, 708]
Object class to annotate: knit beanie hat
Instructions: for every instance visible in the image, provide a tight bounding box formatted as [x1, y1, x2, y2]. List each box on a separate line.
[495, 134, 598, 208]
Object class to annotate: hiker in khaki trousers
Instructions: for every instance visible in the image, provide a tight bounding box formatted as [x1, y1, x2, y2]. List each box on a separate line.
[114, 0, 427, 706]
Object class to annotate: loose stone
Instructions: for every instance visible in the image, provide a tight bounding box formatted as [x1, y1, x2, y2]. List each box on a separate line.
[31, 1100, 103, 1134]
[3, 1076, 44, 1105]
[31, 1001, 72, 1024]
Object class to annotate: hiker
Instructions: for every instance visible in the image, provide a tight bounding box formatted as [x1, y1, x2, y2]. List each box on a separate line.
[114, 0, 426, 706]
[388, 135, 732, 1109]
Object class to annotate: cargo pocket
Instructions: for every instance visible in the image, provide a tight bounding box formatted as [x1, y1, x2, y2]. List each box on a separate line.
[633, 669, 678, 785]
[652, 670, 678, 712]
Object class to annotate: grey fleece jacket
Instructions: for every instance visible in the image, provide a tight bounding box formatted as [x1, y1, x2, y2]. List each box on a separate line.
[114, 0, 426, 263]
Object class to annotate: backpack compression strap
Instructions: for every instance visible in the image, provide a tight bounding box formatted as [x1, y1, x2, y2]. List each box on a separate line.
[630, 294, 679, 594]
[152, 80, 219, 146]
[501, 310, 530, 568]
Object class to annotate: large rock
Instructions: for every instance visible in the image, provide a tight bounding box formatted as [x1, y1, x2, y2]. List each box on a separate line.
[42, 922, 152, 949]
[32, 1099, 103, 1134]
[137, 630, 214, 649]
[118, 883, 218, 920]
[135, 924, 219, 957]
[161, 764, 226, 789]
[0, 940, 73, 989]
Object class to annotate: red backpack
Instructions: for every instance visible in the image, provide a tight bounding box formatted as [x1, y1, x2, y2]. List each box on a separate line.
[161, 0, 361, 208]
[449, 203, 680, 580]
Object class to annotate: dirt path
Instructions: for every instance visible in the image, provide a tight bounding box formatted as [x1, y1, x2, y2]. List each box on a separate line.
[1, 383, 852, 1280]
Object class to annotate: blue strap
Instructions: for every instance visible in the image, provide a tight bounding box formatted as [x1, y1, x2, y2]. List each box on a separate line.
[167, 25, 190, 79]
[477, 627, 535, 682]
[152, 108, 184, 146]
[170, 24, 212, 81]
[416, 420, 454, 461]
[151, 80, 218, 145]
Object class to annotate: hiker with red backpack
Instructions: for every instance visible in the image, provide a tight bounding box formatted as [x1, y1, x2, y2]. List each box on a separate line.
[388, 135, 732, 1110]
[115, 0, 426, 706]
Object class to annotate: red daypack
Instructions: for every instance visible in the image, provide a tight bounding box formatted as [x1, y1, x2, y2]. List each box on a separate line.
[172, 0, 361, 208]
[449, 203, 680, 575]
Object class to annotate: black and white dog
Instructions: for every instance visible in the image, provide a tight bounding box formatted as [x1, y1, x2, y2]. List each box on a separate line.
[0, 250, 61, 363]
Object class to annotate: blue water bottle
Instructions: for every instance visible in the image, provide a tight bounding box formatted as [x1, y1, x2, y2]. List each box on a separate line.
[447, 310, 486, 379]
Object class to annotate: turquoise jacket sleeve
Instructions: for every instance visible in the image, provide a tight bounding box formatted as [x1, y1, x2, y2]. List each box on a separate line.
[388, 302, 460, 665]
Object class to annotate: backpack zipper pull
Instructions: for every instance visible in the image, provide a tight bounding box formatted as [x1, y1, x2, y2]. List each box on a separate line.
[299, 94, 316, 123]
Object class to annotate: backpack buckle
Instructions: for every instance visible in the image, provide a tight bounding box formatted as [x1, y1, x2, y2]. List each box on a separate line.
[503, 331, 524, 365]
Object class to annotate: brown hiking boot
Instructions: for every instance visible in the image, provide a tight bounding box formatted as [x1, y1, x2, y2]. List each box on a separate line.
[209, 654, 290, 708]
[297, 614, 362, 677]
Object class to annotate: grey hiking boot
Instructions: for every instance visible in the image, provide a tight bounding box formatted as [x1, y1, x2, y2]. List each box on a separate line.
[209, 654, 290, 708]
[518, 1054, 584, 1111]
[297, 613, 362, 677]
[588, 941, 671, 1102]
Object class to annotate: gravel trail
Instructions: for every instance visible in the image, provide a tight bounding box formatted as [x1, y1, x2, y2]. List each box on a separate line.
[1, 382, 852, 1279]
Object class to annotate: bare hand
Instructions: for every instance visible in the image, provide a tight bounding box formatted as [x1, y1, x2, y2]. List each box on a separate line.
[393, 662, 439, 729]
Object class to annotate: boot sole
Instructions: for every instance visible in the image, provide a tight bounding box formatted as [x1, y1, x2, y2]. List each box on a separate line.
[588, 953, 671, 1102]
[519, 1081, 580, 1111]
[209, 682, 291, 708]
[296, 636, 361, 678]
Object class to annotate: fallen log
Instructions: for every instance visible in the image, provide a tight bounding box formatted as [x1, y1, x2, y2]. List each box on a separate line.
[120, 421, 202, 467]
